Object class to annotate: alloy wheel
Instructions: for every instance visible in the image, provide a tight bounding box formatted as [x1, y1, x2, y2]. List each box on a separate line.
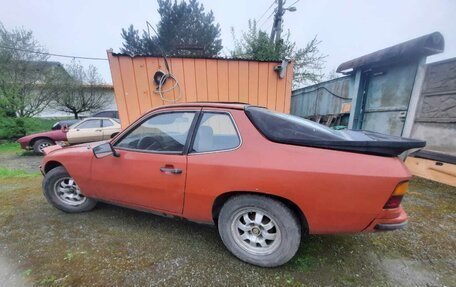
[53, 177, 86, 206]
[230, 208, 282, 255]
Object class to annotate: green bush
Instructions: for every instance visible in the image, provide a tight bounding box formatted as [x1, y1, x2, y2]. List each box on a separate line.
[23, 117, 56, 134]
[0, 116, 26, 140]
[0, 116, 56, 140]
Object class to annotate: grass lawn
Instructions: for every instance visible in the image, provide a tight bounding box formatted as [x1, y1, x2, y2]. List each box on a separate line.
[0, 168, 40, 178]
[0, 142, 21, 153]
[0, 176, 453, 286]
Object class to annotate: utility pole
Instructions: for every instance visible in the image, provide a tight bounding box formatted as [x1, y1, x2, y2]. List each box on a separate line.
[270, 0, 283, 44]
[270, 0, 297, 45]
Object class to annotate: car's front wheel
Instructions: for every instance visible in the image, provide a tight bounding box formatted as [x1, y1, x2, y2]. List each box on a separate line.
[218, 194, 301, 267]
[42, 166, 97, 213]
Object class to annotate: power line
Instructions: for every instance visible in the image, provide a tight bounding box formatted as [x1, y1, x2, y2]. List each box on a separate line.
[259, 10, 275, 30]
[286, 0, 301, 9]
[0, 45, 108, 61]
[257, 0, 276, 23]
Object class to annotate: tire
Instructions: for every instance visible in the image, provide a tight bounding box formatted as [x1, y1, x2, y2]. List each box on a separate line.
[42, 166, 97, 213]
[33, 139, 54, 154]
[218, 194, 301, 267]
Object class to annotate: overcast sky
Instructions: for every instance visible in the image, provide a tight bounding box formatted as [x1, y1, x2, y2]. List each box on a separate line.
[1, 0, 455, 84]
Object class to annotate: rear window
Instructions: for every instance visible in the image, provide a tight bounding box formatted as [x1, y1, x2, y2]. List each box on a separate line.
[245, 106, 345, 143]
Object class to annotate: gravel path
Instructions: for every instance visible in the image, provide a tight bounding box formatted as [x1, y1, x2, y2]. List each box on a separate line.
[0, 152, 42, 173]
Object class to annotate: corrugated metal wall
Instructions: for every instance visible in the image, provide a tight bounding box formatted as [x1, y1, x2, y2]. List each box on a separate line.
[107, 52, 293, 127]
[412, 57, 456, 154]
[291, 76, 352, 118]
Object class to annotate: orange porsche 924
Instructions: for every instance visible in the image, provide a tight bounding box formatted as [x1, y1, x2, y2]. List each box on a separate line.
[40, 103, 425, 267]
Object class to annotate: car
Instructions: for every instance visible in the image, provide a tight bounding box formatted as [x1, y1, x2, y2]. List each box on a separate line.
[51, 119, 81, 130]
[91, 110, 119, 119]
[39, 103, 425, 267]
[17, 129, 67, 154]
[17, 117, 121, 154]
[66, 117, 121, 145]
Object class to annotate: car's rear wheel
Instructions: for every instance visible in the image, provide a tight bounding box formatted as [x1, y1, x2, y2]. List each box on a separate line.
[218, 194, 301, 267]
[42, 166, 97, 213]
[33, 139, 54, 154]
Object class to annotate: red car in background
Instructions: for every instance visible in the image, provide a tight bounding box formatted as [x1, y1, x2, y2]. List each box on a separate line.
[17, 117, 121, 154]
[17, 129, 67, 154]
[39, 103, 425, 267]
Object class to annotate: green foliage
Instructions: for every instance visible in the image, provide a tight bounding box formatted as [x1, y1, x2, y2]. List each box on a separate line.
[21, 269, 33, 277]
[121, 0, 223, 57]
[23, 117, 56, 134]
[0, 115, 26, 139]
[231, 20, 326, 88]
[0, 115, 56, 140]
[38, 275, 57, 286]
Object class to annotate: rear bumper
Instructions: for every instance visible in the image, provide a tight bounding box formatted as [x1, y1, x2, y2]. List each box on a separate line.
[364, 205, 408, 232]
[375, 221, 408, 231]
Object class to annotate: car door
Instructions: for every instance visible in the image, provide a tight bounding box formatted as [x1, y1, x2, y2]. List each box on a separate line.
[101, 119, 120, 140]
[89, 109, 199, 213]
[67, 119, 103, 144]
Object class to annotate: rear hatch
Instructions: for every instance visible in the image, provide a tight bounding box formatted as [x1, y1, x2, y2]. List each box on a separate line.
[245, 106, 425, 157]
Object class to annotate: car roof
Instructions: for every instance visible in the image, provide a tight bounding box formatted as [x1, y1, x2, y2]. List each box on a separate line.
[153, 102, 251, 111]
[80, 117, 118, 120]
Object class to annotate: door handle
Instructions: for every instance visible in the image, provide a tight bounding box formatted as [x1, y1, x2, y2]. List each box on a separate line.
[160, 166, 182, 175]
[95, 129, 102, 132]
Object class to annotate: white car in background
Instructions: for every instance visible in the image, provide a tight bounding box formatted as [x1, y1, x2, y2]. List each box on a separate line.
[67, 117, 121, 144]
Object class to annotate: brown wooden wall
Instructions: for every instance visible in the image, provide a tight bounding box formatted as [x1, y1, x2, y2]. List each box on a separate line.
[107, 51, 293, 127]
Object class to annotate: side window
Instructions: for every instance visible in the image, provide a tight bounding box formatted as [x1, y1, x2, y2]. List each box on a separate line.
[192, 113, 240, 153]
[102, 120, 114, 127]
[115, 112, 196, 153]
[76, 120, 101, 129]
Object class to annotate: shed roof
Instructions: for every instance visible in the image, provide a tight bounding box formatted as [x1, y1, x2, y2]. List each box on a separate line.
[110, 51, 287, 63]
[337, 32, 444, 73]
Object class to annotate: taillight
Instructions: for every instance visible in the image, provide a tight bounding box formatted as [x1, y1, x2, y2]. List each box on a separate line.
[384, 182, 408, 209]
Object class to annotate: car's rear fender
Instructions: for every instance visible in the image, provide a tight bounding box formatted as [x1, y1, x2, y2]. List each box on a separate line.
[183, 109, 411, 234]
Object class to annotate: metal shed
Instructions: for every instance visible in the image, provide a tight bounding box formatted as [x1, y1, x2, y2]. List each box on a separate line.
[339, 32, 445, 137]
[107, 51, 293, 127]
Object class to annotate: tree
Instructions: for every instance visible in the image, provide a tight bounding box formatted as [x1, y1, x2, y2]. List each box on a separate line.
[53, 61, 110, 119]
[0, 23, 64, 117]
[121, 0, 223, 57]
[231, 20, 326, 88]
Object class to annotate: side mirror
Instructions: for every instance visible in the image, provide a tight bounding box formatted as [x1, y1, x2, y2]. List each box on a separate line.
[93, 142, 119, 159]
[61, 125, 69, 133]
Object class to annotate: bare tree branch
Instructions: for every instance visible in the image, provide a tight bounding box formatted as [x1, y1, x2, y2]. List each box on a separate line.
[0, 23, 63, 117]
[52, 61, 110, 119]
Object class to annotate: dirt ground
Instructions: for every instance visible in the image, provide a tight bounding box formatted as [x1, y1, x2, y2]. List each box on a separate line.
[0, 149, 455, 286]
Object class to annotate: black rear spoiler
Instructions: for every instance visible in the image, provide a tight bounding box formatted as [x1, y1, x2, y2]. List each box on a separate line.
[291, 130, 426, 157]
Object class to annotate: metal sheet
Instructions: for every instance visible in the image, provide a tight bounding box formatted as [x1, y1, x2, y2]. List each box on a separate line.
[360, 62, 418, 136]
[291, 76, 352, 118]
[107, 51, 293, 127]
